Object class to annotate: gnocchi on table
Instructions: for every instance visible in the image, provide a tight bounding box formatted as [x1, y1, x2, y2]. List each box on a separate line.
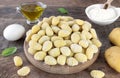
[25, 16, 102, 66]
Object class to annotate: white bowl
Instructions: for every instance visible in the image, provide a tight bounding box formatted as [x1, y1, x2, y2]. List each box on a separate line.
[85, 4, 120, 26]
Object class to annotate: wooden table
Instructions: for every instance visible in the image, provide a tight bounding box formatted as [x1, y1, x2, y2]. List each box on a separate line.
[0, 0, 120, 78]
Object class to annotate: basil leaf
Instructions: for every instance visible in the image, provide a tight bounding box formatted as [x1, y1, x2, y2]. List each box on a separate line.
[1, 47, 17, 57]
[58, 8, 68, 14]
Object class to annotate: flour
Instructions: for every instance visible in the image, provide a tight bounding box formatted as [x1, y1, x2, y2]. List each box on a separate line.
[89, 7, 116, 21]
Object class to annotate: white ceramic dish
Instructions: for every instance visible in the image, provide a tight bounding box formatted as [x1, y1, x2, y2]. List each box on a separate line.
[85, 4, 120, 26]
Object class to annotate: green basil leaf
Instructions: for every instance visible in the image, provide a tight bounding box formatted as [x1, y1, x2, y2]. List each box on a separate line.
[58, 8, 68, 14]
[1, 47, 17, 57]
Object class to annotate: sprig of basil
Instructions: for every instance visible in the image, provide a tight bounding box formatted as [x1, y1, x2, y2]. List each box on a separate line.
[58, 8, 69, 14]
[1, 47, 17, 57]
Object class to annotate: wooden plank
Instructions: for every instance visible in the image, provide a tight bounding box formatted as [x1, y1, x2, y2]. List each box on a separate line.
[0, 7, 120, 78]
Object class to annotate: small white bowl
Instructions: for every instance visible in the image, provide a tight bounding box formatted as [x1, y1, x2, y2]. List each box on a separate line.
[85, 4, 120, 26]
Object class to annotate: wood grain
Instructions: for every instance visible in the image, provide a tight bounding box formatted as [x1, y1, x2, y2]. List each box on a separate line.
[0, 6, 120, 78]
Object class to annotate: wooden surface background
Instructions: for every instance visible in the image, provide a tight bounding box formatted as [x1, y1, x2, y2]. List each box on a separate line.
[0, 0, 120, 78]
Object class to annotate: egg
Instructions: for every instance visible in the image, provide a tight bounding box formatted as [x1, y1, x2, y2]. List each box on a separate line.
[3, 24, 25, 41]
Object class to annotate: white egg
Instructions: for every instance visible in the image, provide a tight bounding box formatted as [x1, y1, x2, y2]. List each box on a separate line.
[3, 24, 25, 41]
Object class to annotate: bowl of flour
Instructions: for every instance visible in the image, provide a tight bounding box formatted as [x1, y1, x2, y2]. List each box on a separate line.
[85, 4, 120, 25]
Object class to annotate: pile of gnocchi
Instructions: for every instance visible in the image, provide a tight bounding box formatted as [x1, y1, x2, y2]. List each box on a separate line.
[25, 16, 102, 66]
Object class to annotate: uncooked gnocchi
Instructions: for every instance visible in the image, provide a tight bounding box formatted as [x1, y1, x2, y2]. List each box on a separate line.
[67, 57, 78, 66]
[13, 56, 23, 67]
[74, 53, 87, 63]
[57, 55, 66, 65]
[54, 40, 66, 48]
[41, 22, 49, 30]
[46, 26, 54, 36]
[31, 34, 40, 42]
[26, 16, 101, 66]
[52, 17, 60, 26]
[38, 36, 50, 44]
[70, 44, 82, 53]
[31, 25, 40, 34]
[79, 40, 89, 48]
[51, 26, 61, 34]
[48, 48, 60, 57]
[60, 47, 71, 56]
[90, 70, 105, 78]
[92, 39, 102, 48]
[82, 21, 91, 31]
[58, 30, 71, 37]
[72, 24, 80, 32]
[75, 19, 84, 26]
[42, 41, 53, 52]
[17, 66, 30, 76]
[34, 51, 46, 61]
[71, 32, 80, 43]
[45, 56, 57, 65]
[37, 30, 45, 36]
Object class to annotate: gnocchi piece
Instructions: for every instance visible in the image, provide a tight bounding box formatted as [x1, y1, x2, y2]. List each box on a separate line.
[92, 39, 102, 47]
[41, 22, 50, 30]
[42, 17, 51, 25]
[57, 55, 66, 65]
[46, 26, 54, 36]
[82, 21, 92, 31]
[82, 30, 92, 40]
[51, 36, 63, 42]
[51, 26, 61, 34]
[28, 40, 37, 47]
[60, 16, 73, 21]
[34, 51, 46, 61]
[54, 40, 66, 48]
[87, 44, 98, 53]
[52, 17, 60, 26]
[71, 33, 80, 43]
[25, 30, 33, 42]
[58, 30, 71, 37]
[68, 21, 75, 26]
[74, 53, 87, 63]
[31, 34, 40, 42]
[42, 41, 53, 52]
[33, 43, 42, 50]
[86, 49, 94, 60]
[60, 47, 71, 56]
[37, 30, 45, 36]
[67, 57, 78, 66]
[70, 44, 82, 53]
[45, 56, 57, 65]
[49, 16, 55, 21]
[17, 66, 30, 77]
[31, 25, 40, 34]
[80, 33, 86, 40]
[60, 24, 72, 32]
[65, 40, 73, 46]
[37, 21, 42, 27]
[72, 24, 80, 32]
[58, 21, 67, 27]
[28, 47, 36, 55]
[48, 48, 60, 57]
[79, 40, 89, 48]
[90, 70, 105, 78]
[90, 28, 98, 39]
[38, 36, 50, 44]
[13, 56, 23, 67]
[75, 19, 84, 26]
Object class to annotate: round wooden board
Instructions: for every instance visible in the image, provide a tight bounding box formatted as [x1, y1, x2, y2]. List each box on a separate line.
[24, 41, 100, 74]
